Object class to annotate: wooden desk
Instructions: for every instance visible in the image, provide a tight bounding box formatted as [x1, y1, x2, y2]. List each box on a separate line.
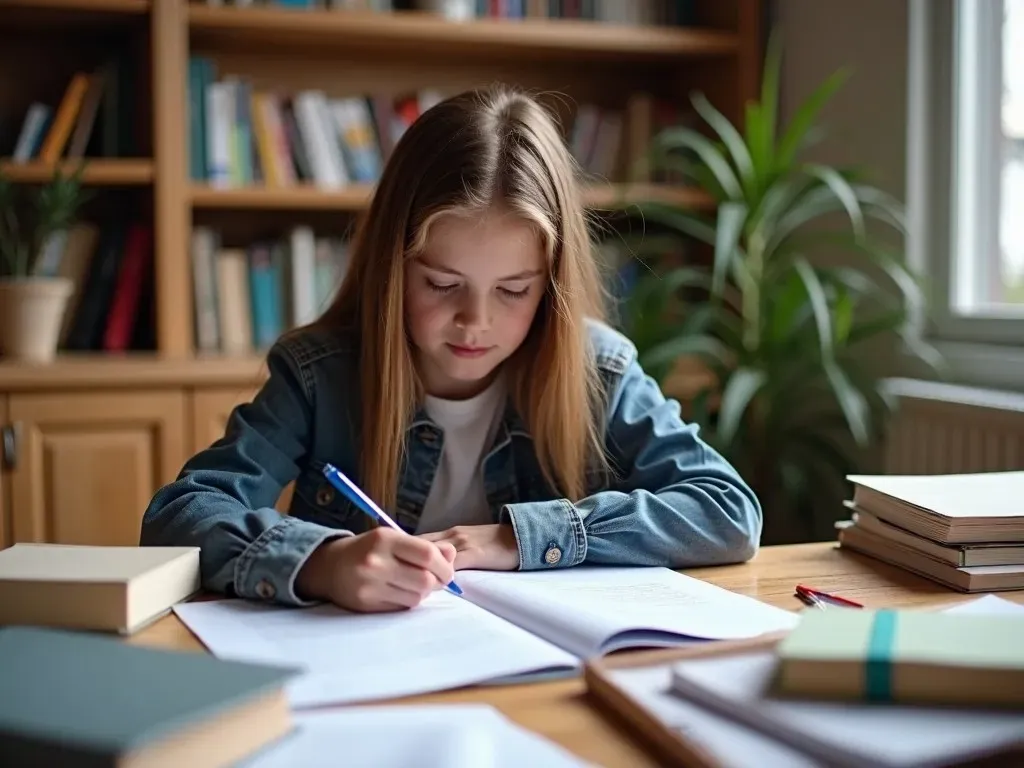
[127, 542, 1024, 768]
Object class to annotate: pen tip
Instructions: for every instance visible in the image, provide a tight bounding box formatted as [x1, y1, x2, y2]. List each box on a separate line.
[447, 582, 463, 596]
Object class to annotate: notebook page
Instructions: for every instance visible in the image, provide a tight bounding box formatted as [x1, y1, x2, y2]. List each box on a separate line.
[173, 591, 578, 708]
[669, 651, 1024, 768]
[848, 472, 1024, 518]
[457, 567, 798, 659]
[238, 704, 593, 768]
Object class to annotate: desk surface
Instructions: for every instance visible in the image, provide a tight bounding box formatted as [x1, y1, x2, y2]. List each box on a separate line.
[128, 542, 1024, 768]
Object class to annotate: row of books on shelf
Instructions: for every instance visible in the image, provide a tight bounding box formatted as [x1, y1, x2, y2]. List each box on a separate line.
[4, 53, 139, 164]
[189, 58, 691, 189]
[191, 225, 350, 355]
[836, 470, 1024, 592]
[201, 0, 698, 27]
[31, 220, 155, 353]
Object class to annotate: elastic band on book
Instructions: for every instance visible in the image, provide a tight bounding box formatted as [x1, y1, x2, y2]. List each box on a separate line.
[865, 609, 897, 701]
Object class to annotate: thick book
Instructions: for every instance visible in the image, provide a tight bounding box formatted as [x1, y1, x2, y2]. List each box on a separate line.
[0, 626, 297, 768]
[846, 471, 1024, 544]
[173, 566, 800, 708]
[773, 608, 1024, 708]
[0, 544, 200, 634]
[850, 505, 1024, 567]
[838, 524, 1024, 592]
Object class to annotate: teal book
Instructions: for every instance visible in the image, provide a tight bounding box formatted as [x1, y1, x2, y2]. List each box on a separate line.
[774, 608, 1024, 708]
[0, 626, 298, 767]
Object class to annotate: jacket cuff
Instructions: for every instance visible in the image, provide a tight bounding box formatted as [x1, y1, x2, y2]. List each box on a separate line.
[501, 499, 586, 569]
[233, 515, 353, 606]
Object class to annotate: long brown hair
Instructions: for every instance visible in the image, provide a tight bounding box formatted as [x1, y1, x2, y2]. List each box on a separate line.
[311, 84, 608, 511]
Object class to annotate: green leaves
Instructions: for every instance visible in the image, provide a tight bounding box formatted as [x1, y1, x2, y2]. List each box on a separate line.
[776, 66, 851, 171]
[0, 163, 89, 278]
[613, 27, 944, 538]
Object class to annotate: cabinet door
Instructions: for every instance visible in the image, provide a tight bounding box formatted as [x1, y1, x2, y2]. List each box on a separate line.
[191, 385, 258, 453]
[8, 391, 187, 546]
[192, 387, 293, 513]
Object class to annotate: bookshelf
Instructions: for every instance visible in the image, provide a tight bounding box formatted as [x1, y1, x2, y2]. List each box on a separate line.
[0, 0, 761, 549]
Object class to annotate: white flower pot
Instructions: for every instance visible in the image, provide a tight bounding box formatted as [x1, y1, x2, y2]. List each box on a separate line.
[0, 277, 74, 363]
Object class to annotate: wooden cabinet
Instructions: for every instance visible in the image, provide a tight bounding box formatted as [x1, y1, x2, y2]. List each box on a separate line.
[190, 386, 293, 514]
[6, 390, 186, 547]
[190, 385, 257, 454]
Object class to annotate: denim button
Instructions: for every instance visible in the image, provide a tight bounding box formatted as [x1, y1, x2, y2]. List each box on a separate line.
[316, 485, 335, 506]
[544, 546, 562, 565]
[255, 579, 276, 599]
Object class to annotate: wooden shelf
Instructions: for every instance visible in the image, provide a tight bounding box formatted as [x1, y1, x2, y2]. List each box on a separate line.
[190, 183, 714, 212]
[188, 6, 738, 63]
[191, 184, 374, 211]
[0, 353, 267, 392]
[0, 159, 154, 185]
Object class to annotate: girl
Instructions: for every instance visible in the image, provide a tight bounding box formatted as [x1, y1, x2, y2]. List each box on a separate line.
[141, 85, 762, 614]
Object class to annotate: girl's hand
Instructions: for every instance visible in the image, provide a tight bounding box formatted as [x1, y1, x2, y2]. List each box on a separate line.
[418, 524, 519, 571]
[296, 528, 457, 613]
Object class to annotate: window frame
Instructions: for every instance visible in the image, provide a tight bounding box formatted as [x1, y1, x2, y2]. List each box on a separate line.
[906, 0, 1024, 391]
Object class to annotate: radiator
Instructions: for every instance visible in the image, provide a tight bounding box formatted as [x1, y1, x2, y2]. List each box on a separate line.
[882, 378, 1024, 474]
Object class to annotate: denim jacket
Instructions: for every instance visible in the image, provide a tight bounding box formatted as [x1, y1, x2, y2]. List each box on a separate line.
[140, 319, 762, 606]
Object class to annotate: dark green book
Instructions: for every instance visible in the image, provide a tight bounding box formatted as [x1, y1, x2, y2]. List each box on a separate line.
[0, 626, 298, 768]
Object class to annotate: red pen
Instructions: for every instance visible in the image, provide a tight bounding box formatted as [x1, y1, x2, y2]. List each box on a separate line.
[795, 585, 864, 609]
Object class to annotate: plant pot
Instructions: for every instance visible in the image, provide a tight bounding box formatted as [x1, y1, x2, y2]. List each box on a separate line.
[0, 277, 74, 363]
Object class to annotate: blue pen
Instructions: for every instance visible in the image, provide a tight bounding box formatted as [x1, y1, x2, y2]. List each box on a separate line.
[321, 462, 463, 597]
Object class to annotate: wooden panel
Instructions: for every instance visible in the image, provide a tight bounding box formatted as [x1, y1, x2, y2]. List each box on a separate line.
[152, 0, 192, 358]
[191, 386, 294, 513]
[7, 390, 186, 546]
[191, 385, 259, 453]
[189, 5, 738, 64]
[0, 354, 269, 391]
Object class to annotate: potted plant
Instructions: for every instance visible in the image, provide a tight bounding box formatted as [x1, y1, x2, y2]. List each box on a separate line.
[617, 36, 944, 542]
[0, 164, 89, 363]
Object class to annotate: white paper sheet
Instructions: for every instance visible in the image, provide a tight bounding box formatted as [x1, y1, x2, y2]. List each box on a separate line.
[238, 704, 593, 768]
[942, 593, 1024, 616]
[846, 471, 1024, 518]
[173, 591, 577, 708]
[458, 566, 799, 657]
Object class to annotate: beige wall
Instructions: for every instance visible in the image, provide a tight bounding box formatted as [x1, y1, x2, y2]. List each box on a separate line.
[775, 0, 909, 204]
[774, 0, 910, 376]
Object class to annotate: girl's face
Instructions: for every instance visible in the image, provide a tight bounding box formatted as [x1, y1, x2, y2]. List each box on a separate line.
[405, 207, 548, 399]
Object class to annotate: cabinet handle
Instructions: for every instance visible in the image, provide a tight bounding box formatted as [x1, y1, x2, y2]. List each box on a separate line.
[2, 423, 18, 470]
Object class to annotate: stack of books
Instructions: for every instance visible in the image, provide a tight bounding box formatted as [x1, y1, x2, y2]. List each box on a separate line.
[837, 471, 1024, 592]
[0, 544, 299, 766]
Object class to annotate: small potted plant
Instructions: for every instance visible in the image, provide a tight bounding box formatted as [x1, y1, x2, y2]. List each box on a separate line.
[0, 165, 90, 362]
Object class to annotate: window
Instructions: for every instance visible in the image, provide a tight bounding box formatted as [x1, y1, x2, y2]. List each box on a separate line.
[952, 0, 1024, 316]
[908, 0, 1024, 389]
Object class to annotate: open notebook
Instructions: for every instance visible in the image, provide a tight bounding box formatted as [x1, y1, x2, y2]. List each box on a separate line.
[174, 566, 798, 708]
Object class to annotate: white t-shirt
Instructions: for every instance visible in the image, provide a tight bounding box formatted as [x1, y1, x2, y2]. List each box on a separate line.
[415, 376, 507, 534]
